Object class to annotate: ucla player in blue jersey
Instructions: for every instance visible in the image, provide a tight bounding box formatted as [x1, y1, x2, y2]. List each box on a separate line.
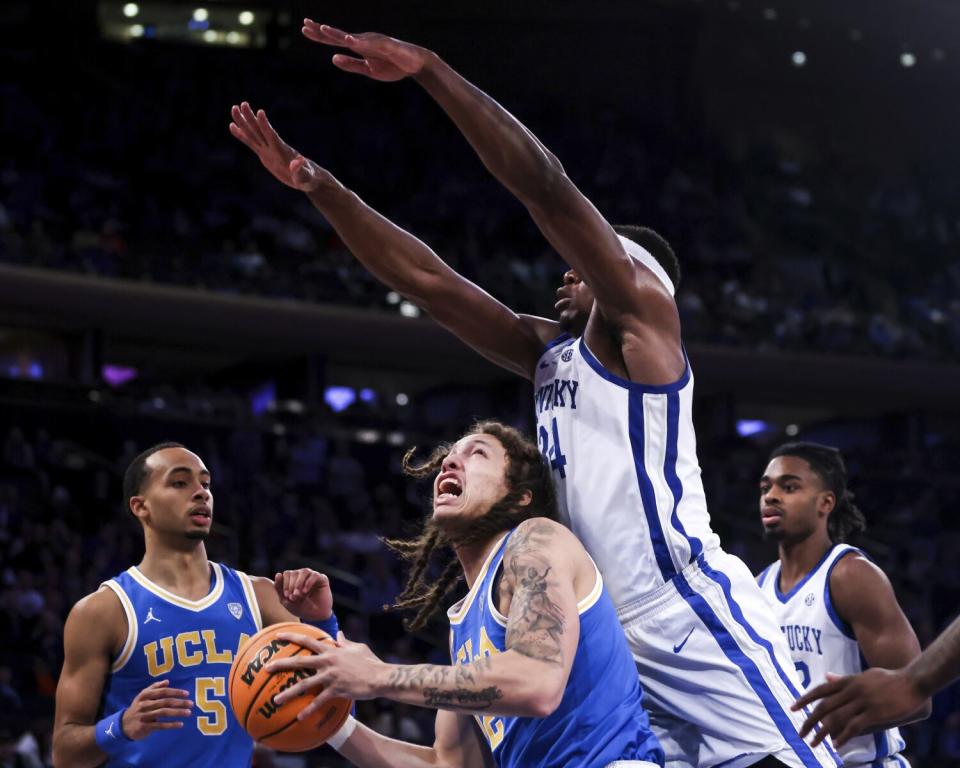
[231, 23, 839, 767]
[263, 421, 663, 768]
[756, 443, 929, 767]
[52, 442, 339, 768]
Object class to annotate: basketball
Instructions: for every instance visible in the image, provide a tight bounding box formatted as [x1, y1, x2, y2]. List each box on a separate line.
[228, 622, 352, 752]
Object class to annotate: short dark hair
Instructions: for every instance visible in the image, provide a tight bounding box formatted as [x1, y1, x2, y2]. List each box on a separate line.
[122, 441, 185, 509]
[614, 225, 681, 290]
[768, 442, 866, 543]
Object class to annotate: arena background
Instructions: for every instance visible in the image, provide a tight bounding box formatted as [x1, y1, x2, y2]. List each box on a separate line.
[2, 0, 959, 764]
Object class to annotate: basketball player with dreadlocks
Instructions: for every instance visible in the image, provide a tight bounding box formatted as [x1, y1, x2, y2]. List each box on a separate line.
[756, 442, 928, 767]
[230, 21, 841, 768]
[265, 421, 664, 768]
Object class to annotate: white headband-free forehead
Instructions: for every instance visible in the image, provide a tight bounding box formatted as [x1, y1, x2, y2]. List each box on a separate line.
[617, 234, 675, 297]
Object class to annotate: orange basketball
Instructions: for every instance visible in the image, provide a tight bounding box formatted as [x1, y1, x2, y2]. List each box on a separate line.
[228, 621, 352, 752]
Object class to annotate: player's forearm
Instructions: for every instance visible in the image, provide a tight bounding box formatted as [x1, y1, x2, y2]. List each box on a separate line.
[305, 183, 450, 306]
[415, 54, 566, 207]
[374, 652, 562, 717]
[337, 721, 449, 768]
[52, 725, 107, 768]
[907, 613, 960, 698]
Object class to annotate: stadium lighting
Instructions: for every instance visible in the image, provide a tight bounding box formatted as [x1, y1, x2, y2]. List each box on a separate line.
[193, 7, 208, 22]
[129, 23, 144, 37]
[239, 11, 255, 26]
[791, 51, 807, 67]
[226, 30, 241, 44]
[399, 301, 421, 318]
[395, 393, 409, 406]
[123, 3, 139, 18]
[202, 29, 217, 43]
[786, 424, 800, 436]
[900, 52, 916, 68]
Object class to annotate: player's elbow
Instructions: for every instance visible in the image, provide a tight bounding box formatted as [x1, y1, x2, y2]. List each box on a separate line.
[523, 673, 565, 718]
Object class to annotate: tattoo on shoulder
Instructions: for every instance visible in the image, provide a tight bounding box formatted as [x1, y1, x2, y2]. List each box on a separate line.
[504, 525, 566, 665]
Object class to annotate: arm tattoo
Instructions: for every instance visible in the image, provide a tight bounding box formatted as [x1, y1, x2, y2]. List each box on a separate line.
[387, 657, 500, 711]
[423, 686, 503, 710]
[504, 522, 566, 665]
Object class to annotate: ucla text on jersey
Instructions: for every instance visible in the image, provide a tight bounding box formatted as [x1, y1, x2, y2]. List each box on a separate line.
[100, 562, 262, 767]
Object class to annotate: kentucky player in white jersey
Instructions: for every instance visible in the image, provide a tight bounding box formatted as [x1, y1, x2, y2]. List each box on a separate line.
[231, 23, 840, 768]
[757, 442, 928, 767]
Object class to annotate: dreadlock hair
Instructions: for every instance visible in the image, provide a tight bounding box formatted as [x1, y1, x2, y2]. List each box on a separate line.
[383, 420, 558, 632]
[768, 442, 866, 544]
[122, 441, 186, 512]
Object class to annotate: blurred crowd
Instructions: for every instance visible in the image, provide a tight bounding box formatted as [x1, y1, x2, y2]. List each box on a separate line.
[2, 386, 959, 765]
[1, 36, 960, 362]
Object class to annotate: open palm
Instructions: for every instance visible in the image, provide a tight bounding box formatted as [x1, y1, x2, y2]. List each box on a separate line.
[302, 21, 429, 82]
[229, 102, 331, 191]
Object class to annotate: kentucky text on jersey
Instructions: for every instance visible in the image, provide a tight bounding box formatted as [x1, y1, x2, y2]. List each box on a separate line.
[780, 625, 823, 656]
[534, 379, 579, 414]
[758, 545, 907, 766]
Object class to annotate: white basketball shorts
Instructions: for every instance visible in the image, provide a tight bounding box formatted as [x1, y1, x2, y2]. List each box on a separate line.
[618, 547, 842, 768]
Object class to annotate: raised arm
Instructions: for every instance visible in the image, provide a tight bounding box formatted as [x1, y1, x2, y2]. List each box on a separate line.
[230, 102, 550, 379]
[266, 519, 581, 719]
[302, 23, 673, 334]
[53, 590, 192, 768]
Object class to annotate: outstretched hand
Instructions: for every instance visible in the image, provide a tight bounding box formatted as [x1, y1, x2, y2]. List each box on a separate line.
[229, 102, 334, 192]
[793, 668, 926, 747]
[302, 20, 431, 82]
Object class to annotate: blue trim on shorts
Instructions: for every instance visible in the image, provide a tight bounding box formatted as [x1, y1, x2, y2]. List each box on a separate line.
[673, 570, 828, 768]
[665, 392, 702, 565]
[695, 556, 843, 767]
[628, 390, 676, 580]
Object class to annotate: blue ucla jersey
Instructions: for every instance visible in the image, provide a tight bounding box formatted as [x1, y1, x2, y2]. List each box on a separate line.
[758, 545, 906, 766]
[100, 562, 263, 767]
[533, 334, 721, 608]
[448, 530, 663, 768]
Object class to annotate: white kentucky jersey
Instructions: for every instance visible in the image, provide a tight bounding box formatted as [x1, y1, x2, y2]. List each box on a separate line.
[758, 545, 907, 766]
[533, 334, 720, 607]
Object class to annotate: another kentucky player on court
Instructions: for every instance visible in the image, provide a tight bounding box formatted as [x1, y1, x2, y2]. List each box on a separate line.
[757, 442, 928, 767]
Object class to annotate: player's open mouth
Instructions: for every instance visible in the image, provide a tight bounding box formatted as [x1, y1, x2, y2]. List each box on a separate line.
[190, 506, 212, 523]
[436, 474, 463, 504]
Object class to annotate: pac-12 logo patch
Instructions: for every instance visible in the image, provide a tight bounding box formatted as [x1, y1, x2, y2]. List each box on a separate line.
[561, 348, 574, 362]
[804, 593, 815, 606]
[228, 602, 244, 619]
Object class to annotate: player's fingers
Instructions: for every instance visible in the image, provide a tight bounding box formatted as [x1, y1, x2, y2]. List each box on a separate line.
[331, 54, 373, 76]
[143, 695, 193, 710]
[305, 22, 348, 44]
[143, 706, 193, 720]
[229, 121, 255, 149]
[277, 631, 328, 652]
[300, 570, 322, 596]
[831, 712, 865, 748]
[140, 686, 190, 701]
[293, 568, 311, 595]
[297, 689, 334, 720]
[239, 102, 267, 144]
[255, 109, 284, 148]
[231, 103, 261, 143]
[275, 673, 324, 705]
[792, 677, 843, 710]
